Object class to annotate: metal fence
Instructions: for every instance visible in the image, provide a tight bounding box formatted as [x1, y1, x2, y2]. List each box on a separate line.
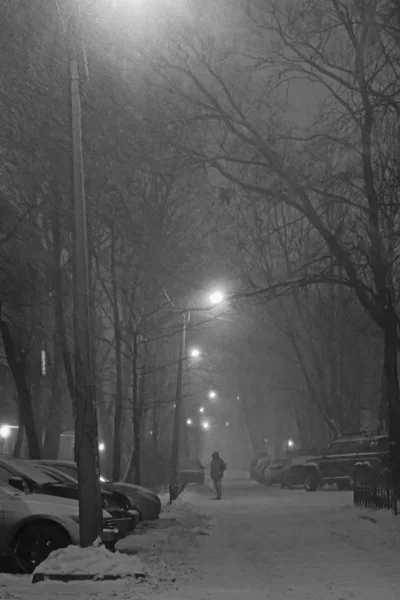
[353, 484, 394, 511]
[353, 466, 397, 513]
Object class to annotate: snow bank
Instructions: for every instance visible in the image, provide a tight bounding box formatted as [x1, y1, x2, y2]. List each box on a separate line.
[33, 545, 149, 580]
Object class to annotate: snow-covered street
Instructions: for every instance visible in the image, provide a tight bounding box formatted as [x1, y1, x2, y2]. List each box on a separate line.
[2, 476, 400, 600]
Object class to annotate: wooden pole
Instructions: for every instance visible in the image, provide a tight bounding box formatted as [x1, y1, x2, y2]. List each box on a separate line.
[69, 14, 101, 545]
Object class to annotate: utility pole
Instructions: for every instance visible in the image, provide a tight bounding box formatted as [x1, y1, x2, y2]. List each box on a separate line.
[169, 311, 187, 502]
[69, 5, 102, 545]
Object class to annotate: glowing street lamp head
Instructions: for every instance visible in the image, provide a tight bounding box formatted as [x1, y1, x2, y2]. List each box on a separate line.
[199, 406, 205, 413]
[0, 425, 11, 439]
[208, 390, 217, 400]
[190, 347, 201, 358]
[98, 442, 106, 452]
[287, 439, 294, 448]
[210, 290, 224, 305]
[201, 420, 210, 430]
[186, 418, 193, 426]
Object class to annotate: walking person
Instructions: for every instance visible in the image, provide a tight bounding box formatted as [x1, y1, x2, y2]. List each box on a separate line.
[210, 451, 226, 500]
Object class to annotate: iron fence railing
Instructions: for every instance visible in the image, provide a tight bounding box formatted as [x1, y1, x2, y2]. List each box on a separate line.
[353, 484, 394, 511]
[353, 465, 397, 513]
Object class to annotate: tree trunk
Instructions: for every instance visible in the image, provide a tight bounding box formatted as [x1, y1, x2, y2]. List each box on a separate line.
[151, 353, 159, 451]
[111, 224, 123, 482]
[43, 309, 64, 459]
[132, 364, 146, 485]
[97, 387, 113, 479]
[132, 332, 142, 485]
[13, 401, 24, 458]
[383, 306, 400, 512]
[0, 318, 41, 459]
[123, 330, 141, 483]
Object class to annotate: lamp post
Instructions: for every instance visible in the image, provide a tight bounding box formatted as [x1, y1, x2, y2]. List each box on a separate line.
[68, 4, 101, 545]
[169, 311, 188, 502]
[169, 290, 226, 502]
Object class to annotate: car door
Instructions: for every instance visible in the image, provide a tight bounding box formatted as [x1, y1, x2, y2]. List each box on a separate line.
[336, 440, 360, 482]
[318, 442, 342, 481]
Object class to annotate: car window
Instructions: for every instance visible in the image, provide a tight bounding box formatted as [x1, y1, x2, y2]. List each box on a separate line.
[339, 441, 362, 454]
[325, 442, 341, 455]
[53, 464, 78, 479]
[0, 459, 59, 485]
[38, 465, 77, 484]
[0, 465, 14, 483]
[362, 438, 389, 453]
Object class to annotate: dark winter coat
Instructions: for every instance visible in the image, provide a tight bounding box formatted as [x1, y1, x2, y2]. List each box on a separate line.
[210, 456, 226, 480]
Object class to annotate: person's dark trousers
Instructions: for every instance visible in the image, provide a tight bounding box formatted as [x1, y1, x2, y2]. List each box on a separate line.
[213, 478, 222, 499]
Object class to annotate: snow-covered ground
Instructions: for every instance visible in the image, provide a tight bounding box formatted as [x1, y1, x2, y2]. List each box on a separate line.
[2, 478, 400, 600]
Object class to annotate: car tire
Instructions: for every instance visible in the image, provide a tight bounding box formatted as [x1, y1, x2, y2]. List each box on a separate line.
[13, 521, 71, 574]
[304, 470, 319, 492]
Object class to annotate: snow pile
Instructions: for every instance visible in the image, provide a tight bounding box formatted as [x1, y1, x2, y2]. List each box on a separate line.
[33, 545, 149, 580]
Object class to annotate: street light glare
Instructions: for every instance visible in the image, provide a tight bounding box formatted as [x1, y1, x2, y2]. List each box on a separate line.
[186, 418, 193, 426]
[199, 406, 205, 413]
[210, 291, 224, 305]
[208, 390, 217, 399]
[0, 425, 11, 439]
[201, 420, 210, 430]
[190, 347, 201, 358]
[225, 422, 229, 427]
[287, 439, 294, 448]
[98, 442, 106, 452]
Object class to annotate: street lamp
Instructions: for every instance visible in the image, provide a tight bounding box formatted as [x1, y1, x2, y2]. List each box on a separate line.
[199, 407, 205, 413]
[186, 418, 193, 426]
[210, 290, 224, 305]
[287, 439, 295, 448]
[225, 422, 229, 427]
[0, 425, 11, 439]
[190, 347, 201, 358]
[208, 390, 217, 400]
[201, 420, 210, 430]
[98, 442, 106, 452]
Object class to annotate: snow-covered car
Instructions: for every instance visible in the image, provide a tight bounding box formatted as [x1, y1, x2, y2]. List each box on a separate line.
[179, 459, 205, 486]
[0, 481, 116, 574]
[252, 456, 271, 483]
[277, 456, 318, 489]
[303, 434, 388, 491]
[29, 461, 139, 536]
[36, 460, 162, 521]
[260, 458, 287, 486]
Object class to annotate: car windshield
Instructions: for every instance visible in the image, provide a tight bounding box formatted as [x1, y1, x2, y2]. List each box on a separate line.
[1, 458, 59, 486]
[37, 465, 78, 484]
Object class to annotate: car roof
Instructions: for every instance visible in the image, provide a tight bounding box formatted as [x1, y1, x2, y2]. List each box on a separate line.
[37, 460, 77, 467]
[333, 434, 388, 443]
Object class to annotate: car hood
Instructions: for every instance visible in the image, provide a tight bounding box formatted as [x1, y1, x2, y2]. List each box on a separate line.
[304, 456, 322, 464]
[104, 482, 159, 500]
[21, 492, 80, 514]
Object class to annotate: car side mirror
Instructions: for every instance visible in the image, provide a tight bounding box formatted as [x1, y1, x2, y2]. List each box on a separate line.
[8, 477, 26, 492]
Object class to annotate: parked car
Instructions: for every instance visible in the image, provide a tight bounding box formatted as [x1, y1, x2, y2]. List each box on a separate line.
[277, 455, 318, 489]
[36, 460, 162, 521]
[0, 481, 117, 574]
[260, 458, 287, 486]
[252, 456, 271, 483]
[249, 458, 259, 480]
[30, 461, 139, 536]
[179, 458, 205, 486]
[303, 433, 389, 491]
